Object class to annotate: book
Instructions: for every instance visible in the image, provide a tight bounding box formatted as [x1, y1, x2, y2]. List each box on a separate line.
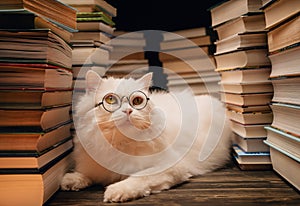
[0, 105, 71, 133]
[0, 152, 72, 205]
[210, 0, 263, 27]
[60, 0, 117, 17]
[267, 15, 300, 52]
[232, 145, 271, 163]
[0, 138, 73, 170]
[271, 77, 300, 105]
[167, 75, 221, 95]
[0, 30, 72, 69]
[269, 44, 300, 78]
[233, 144, 271, 170]
[77, 21, 115, 34]
[108, 35, 146, 48]
[159, 46, 210, 61]
[233, 133, 269, 152]
[110, 50, 146, 62]
[73, 65, 106, 79]
[265, 141, 300, 190]
[0, 89, 72, 109]
[263, 0, 300, 29]
[72, 47, 110, 65]
[160, 35, 211, 50]
[0, 10, 76, 43]
[230, 120, 268, 138]
[163, 56, 216, 74]
[162, 27, 208, 41]
[214, 32, 267, 55]
[0, 122, 72, 152]
[215, 49, 270, 71]
[226, 110, 273, 124]
[0, 0, 77, 30]
[77, 11, 115, 26]
[220, 92, 273, 106]
[221, 82, 273, 94]
[226, 104, 271, 113]
[265, 126, 300, 159]
[107, 59, 149, 76]
[71, 31, 112, 44]
[233, 156, 272, 170]
[220, 68, 271, 83]
[271, 103, 300, 137]
[0, 63, 73, 90]
[214, 14, 266, 40]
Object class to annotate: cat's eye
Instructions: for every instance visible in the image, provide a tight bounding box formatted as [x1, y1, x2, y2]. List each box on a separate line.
[132, 96, 144, 106]
[104, 94, 118, 105]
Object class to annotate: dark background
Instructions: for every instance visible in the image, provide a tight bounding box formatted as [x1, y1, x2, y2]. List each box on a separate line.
[106, 0, 226, 32]
[105, 0, 226, 90]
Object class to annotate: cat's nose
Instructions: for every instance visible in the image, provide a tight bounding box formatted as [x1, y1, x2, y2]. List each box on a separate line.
[123, 108, 133, 115]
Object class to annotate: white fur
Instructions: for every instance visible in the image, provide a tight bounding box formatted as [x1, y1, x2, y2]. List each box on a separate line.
[61, 71, 233, 202]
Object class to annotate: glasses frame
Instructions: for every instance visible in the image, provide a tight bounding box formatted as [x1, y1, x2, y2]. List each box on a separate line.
[95, 90, 150, 113]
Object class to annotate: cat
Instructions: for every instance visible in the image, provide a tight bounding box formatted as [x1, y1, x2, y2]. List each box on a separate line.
[61, 70, 233, 203]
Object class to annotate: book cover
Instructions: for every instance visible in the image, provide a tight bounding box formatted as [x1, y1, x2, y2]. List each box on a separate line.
[0, 138, 73, 172]
[266, 142, 300, 190]
[0, 152, 73, 205]
[0, 105, 72, 133]
[0, 122, 72, 152]
[232, 145, 271, 163]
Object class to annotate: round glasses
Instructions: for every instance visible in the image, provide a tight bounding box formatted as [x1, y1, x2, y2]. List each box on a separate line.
[95, 90, 150, 113]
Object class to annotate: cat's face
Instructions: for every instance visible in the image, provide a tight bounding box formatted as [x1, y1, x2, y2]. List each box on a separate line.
[86, 70, 153, 131]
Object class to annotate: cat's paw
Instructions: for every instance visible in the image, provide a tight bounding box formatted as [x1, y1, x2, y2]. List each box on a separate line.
[103, 181, 151, 203]
[60, 172, 92, 191]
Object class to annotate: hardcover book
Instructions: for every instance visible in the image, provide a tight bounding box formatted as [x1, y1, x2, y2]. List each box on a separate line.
[267, 15, 300, 52]
[263, 0, 300, 29]
[210, 0, 263, 27]
[271, 103, 300, 137]
[269, 44, 300, 78]
[0, 152, 73, 205]
[0, 0, 77, 30]
[0, 30, 72, 69]
[0, 63, 73, 90]
[215, 49, 270, 71]
[214, 14, 266, 40]
[0, 105, 71, 133]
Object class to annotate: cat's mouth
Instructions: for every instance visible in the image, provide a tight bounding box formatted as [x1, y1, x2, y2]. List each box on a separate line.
[110, 113, 151, 130]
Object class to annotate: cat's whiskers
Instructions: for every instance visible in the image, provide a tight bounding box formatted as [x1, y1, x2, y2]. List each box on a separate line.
[97, 115, 124, 126]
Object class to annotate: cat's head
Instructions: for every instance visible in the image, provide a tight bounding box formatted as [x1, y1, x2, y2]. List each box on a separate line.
[85, 70, 153, 130]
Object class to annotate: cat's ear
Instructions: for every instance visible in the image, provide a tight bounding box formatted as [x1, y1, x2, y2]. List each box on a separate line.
[137, 72, 153, 89]
[86, 70, 102, 93]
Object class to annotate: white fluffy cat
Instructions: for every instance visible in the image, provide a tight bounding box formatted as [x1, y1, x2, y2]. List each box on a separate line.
[61, 70, 233, 202]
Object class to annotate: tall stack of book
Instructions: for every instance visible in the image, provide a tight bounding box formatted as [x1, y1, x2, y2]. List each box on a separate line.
[60, 0, 117, 99]
[0, 0, 75, 205]
[262, 0, 300, 191]
[210, 0, 273, 170]
[106, 30, 149, 79]
[159, 28, 220, 97]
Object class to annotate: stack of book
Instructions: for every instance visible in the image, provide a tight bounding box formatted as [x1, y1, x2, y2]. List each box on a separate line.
[106, 30, 149, 79]
[210, 0, 273, 170]
[262, 0, 300, 191]
[0, 0, 75, 205]
[159, 28, 220, 97]
[60, 0, 117, 93]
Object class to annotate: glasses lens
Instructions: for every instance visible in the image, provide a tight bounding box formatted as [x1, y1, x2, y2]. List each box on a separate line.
[129, 91, 148, 110]
[102, 93, 121, 112]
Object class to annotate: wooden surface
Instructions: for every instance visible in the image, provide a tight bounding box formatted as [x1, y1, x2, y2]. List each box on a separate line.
[46, 161, 300, 206]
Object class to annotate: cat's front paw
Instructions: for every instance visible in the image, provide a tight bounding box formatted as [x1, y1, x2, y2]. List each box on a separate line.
[61, 172, 92, 191]
[103, 181, 151, 203]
